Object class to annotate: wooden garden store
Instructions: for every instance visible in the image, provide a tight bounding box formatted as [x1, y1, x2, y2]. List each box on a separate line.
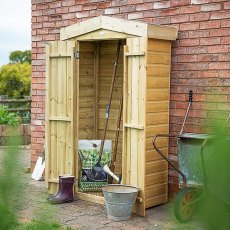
[45, 16, 178, 216]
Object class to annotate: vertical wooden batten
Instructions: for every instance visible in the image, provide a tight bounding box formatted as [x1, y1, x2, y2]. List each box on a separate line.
[94, 43, 99, 139]
[123, 37, 147, 216]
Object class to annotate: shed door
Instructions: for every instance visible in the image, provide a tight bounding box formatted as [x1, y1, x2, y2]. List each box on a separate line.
[123, 37, 147, 216]
[45, 41, 78, 194]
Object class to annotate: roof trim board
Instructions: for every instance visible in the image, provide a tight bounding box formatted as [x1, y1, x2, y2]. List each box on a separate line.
[60, 16, 178, 41]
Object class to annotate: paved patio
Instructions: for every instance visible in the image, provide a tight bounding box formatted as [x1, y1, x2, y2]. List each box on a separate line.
[1, 146, 204, 230]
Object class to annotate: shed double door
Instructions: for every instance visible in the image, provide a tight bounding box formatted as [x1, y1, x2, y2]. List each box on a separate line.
[45, 38, 147, 216]
[45, 40, 78, 193]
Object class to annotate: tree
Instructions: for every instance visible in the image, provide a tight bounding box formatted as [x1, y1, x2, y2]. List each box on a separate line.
[9, 50, 31, 64]
[0, 63, 31, 98]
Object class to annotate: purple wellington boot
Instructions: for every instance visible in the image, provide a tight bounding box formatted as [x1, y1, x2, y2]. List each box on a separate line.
[47, 174, 71, 200]
[49, 176, 75, 204]
[47, 175, 62, 200]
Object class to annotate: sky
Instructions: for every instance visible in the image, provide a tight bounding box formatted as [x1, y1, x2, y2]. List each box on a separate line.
[0, 0, 31, 67]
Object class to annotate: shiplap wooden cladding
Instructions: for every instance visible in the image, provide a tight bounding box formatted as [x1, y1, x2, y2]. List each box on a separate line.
[45, 16, 178, 216]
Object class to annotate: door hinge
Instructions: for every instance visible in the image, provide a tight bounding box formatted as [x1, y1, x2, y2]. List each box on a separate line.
[74, 51, 80, 59]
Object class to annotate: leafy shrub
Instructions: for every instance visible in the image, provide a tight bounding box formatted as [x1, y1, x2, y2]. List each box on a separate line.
[0, 106, 20, 126]
[0, 63, 31, 98]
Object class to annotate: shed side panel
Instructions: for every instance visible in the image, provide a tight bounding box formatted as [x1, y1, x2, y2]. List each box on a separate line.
[145, 38, 171, 208]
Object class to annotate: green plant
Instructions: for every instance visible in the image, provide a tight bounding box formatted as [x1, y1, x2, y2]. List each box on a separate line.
[194, 114, 230, 230]
[0, 63, 31, 98]
[16, 220, 73, 230]
[0, 137, 23, 230]
[20, 111, 31, 124]
[0, 136, 74, 230]
[0, 105, 20, 126]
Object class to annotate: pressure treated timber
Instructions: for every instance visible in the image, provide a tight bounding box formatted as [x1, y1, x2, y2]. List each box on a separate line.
[122, 37, 147, 217]
[145, 194, 168, 209]
[146, 148, 168, 162]
[146, 89, 169, 101]
[78, 42, 95, 140]
[146, 113, 168, 125]
[145, 183, 167, 198]
[60, 16, 178, 41]
[145, 171, 168, 187]
[146, 160, 168, 174]
[147, 64, 170, 77]
[146, 137, 168, 150]
[45, 41, 76, 194]
[94, 43, 99, 139]
[76, 192, 105, 205]
[147, 77, 170, 88]
[76, 29, 132, 41]
[46, 17, 177, 216]
[124, 124, 144, 130]
[144, 38, 172, 208]
[146, 124, 169, 137]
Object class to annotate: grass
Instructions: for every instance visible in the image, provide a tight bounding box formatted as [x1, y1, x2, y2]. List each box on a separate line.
[16, 220, 73, 230]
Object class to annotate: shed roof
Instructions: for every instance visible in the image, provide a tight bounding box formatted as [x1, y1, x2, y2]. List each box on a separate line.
[60, 16, 178, 41]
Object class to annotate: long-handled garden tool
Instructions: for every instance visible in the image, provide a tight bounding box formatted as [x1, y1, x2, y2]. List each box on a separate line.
[92, 40, 122, 181]
[108, 85, 123, 184]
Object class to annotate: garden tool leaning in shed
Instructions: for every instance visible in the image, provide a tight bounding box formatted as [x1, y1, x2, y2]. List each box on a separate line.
[49, 176, 75, 204]
[108, 84, 123, 184]
[90, 40, 122, 181]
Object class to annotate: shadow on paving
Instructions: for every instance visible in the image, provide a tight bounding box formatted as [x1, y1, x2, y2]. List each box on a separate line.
[1, 147, 204, 230]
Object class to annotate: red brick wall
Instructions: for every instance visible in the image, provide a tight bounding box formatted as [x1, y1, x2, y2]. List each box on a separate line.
[31, 0, 230, 193]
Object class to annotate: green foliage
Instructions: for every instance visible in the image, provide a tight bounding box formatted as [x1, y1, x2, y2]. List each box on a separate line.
[0, 63, 31, 98]
[0, 106, 20, 126]
[0, 136, 74, 230]
[9, 50, 31, 64]
[16, 220, 73, 230]
[0, 137, 23, 230]
[20, 111, 31, 124]
[195, 114, 230, 230]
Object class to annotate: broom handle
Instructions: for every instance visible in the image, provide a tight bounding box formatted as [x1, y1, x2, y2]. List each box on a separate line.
[109, 87, 123, 183]
[98, 40, 122, 162]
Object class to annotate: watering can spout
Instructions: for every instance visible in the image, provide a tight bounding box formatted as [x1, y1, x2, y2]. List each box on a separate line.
[103, 165, 120, 182]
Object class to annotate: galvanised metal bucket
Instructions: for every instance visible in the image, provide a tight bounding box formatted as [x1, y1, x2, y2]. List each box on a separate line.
[102, 184, 139, 221]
